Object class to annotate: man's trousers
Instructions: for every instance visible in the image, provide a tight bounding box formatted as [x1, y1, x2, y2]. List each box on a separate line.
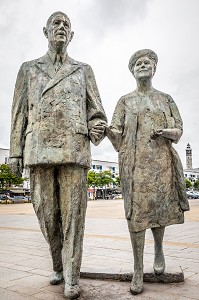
[30, 165, 88, 286]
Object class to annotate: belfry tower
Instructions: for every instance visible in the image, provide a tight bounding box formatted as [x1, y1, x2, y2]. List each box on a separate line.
[186, 143, 192, 169]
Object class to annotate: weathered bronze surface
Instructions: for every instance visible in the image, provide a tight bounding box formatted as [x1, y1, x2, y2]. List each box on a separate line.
[10, 11, 107, 299]
[107, 49, 189, 295]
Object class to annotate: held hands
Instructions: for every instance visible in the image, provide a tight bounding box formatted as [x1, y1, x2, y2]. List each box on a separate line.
[89, 120, 107, 145]
[10, 158, 23, 177]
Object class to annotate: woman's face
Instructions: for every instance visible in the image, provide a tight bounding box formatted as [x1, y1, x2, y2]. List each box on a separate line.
[133, 56, 155, 80]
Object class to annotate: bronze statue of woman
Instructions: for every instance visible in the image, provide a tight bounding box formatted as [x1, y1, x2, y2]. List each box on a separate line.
[106, 49, 189, 295]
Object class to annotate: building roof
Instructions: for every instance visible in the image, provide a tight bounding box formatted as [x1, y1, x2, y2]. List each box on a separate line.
[184, 168, 199, 173]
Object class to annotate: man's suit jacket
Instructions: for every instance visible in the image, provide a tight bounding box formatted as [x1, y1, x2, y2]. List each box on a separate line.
[10, 53, 107, 168]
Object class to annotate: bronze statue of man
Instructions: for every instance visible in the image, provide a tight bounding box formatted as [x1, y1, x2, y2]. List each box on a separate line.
[106, 49, 189, 295]
[10, 11, 107, 299]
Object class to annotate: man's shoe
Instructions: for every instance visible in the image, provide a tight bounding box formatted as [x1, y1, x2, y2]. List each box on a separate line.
[64, 284, 80, 299]
[50, 271, 64, 285]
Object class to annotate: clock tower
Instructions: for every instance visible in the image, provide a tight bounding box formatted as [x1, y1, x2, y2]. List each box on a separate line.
[186, 143, 192, 169]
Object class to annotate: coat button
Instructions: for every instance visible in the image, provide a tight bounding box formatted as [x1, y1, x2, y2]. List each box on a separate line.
[64, 88, 71, 93]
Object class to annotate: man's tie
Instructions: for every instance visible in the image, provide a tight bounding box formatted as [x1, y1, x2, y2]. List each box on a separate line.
[54, 54, 62, 72]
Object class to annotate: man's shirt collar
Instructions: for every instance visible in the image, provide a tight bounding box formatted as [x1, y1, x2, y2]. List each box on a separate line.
[47, 49, 68, 64]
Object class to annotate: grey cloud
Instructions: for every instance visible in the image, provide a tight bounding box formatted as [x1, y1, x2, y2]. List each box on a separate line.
[76, 0, 152, 35]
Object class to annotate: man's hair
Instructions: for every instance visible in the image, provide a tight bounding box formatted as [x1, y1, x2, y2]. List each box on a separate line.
[46, 11, 71, 28]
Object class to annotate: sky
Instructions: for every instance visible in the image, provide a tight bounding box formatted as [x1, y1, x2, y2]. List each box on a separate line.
[0, 0, 199, 168]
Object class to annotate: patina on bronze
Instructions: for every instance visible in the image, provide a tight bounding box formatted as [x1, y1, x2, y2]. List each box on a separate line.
[10, 11, 107, 299]
[106, 49, 189, 295]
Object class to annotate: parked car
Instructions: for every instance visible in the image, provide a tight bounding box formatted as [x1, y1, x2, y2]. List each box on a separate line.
[0, 195, 14, 204]
[186, 191, 199, 199]
[12, 196, 29, 203]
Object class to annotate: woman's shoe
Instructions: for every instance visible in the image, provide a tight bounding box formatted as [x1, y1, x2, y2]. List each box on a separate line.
[64, 284, 80, 299]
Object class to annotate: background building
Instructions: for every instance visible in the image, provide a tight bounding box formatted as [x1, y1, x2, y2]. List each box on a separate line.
[0, 148, 9, 164]
[184, 143, 199, 183]
[186, 143, 192, 169]
[184, 168, 199, 183]
[0, 148, 30, 190]
[91, 159, 119, 176]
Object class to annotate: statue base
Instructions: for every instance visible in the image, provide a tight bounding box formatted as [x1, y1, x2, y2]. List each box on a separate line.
[80, 266, 184, 283]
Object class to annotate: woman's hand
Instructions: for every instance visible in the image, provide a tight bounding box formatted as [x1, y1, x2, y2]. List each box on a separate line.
[150, 129, 163, 140]
[150, 128, 182, 143]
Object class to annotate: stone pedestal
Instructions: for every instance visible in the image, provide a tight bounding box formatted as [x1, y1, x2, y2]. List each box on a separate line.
[80, 266, 184, 283]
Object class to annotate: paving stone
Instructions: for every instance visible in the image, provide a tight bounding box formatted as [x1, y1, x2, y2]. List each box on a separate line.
[0, 266, 32, 282]
[7, 274, 50, 289]
[6, 284, 42, 296]
[0, 289, 33, 300]
[0, 200, 198, 299]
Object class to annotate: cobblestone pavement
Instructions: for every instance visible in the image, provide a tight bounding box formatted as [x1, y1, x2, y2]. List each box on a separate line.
[0, 199, 198, 299]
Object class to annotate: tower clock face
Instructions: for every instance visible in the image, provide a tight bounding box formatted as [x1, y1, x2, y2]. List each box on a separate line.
[187, 150, 191, 155]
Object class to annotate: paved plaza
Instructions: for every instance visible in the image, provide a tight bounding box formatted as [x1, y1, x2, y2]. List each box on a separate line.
[0, 199, 198, 299]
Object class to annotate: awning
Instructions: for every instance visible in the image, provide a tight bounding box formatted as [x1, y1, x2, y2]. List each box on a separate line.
[9, 190, 25, 194]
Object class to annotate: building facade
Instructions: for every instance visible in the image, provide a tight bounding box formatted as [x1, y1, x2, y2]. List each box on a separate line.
[91, 159, 119, 176]
[184, 168, 199, 183]
[0, 148, 9, 164]
[184, 143, 199, 183]
[0, 148, 30, 190]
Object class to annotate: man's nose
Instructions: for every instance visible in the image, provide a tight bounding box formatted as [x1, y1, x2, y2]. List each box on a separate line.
[58, 22, 64, 29]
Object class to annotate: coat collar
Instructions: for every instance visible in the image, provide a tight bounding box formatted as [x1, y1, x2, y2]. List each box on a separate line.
[36, 53, 80, 95]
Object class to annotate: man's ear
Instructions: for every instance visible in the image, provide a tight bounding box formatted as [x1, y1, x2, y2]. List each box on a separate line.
[43, 27, 48, 38]
[69, 31, 74, 43]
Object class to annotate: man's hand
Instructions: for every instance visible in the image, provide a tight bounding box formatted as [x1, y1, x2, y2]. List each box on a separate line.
[89, 120, 107, 145]
[10, 158, 23, 177]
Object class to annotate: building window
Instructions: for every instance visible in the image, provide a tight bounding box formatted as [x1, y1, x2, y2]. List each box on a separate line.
[96, 165, 102, 171]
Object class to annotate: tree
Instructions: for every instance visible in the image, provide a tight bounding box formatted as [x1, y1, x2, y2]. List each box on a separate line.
[95, 170, 114, 198]
[87, 170, 115, 199]
[193, 180, 199, 190]
[87, 170, 100, 200]
[96, 170, 114, 188]
[114, 176, 120, 187]
[0, 164, 24, 191]
[87, 170, 97, 188]
[185, 178, 192, 189]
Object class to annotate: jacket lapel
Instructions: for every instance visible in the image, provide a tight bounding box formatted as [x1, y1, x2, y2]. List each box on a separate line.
[36, 53, 56, 79]
[42, 56, 80, 96]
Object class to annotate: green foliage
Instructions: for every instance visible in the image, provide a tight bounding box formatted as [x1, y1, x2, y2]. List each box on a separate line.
[87, 170, 97, 188]
[114, 176, 120, 187]
[185, 178, 192, 189]
[87, 170, 114, 188]
[96, 170, 114, 188]
[87, 170, 115, 199]
[193, 179, 199, 190]
[0, 164, 24, 190]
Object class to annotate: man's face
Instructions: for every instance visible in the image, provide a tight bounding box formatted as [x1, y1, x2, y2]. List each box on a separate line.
[45, 14, 72, 46]
[133, 56, 155, 80]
